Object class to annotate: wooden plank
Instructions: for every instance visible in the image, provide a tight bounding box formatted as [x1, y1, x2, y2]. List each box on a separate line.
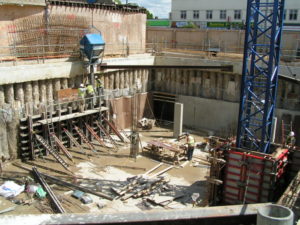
[37, 107, 108, 125]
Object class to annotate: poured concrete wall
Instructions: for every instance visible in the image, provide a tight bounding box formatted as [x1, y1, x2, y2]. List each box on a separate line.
[0, 5, 44, 56]
[147, 28, 300, 59]
[49, 5, 146, 55]
[0, 4, 146, 58]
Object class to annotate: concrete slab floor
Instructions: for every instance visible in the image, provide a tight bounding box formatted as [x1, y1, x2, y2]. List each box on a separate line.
[0, 126, 209, 215]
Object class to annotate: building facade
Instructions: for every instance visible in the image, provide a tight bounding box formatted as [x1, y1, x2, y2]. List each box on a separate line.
[171, 0, 300, 29]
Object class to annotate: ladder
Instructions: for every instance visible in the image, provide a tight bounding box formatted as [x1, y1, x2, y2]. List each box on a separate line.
[35, 134, 70, 172]
[45, 104, 57, 152]
[51, 133, 74, 162]
[282, 120, 293, 146]
[85, 123, 106, 147]
[95, 121, 119, 151]
[74, 126, 96, 153]
[103, 117, 125, 142]
[63, 128, 85, 153]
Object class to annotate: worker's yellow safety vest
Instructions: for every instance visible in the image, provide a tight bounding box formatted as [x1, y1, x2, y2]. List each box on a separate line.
[96, 79, 103, 88]
[87, 85, 95, 95]
[78, 87, 86, 98]
[188, 136, 195, 146]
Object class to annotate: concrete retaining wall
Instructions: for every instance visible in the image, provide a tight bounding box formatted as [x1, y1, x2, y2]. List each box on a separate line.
[0, 3, 146, 58]
[147, 28, 300, 60]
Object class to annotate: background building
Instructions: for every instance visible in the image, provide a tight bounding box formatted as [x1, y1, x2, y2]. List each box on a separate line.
[171, 0, 300, 30]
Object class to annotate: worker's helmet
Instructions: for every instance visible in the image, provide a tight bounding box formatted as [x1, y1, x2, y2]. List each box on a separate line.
[80, 84, 84, 88]
[95, 76, 98, 78]
[289, 131, 295, 137]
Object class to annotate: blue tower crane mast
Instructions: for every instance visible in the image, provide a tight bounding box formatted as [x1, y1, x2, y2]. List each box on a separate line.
[236, 0, 285, 153]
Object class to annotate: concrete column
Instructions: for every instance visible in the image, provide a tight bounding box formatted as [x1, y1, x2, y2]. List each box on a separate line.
[173, 103, 184, 138]
[15, 83, 25, 106]
[53, 79, 61, 101]
[24, 82, 33, 115]
[141, 69, 146, 93]
[75, 76, 82, 88]
[0, 86, 5, 107]
[144, 69, 149, 92]
[195, 71, 202, 97]
[124, 71, 129, 89]
[109, 72, 114, 90]
[32, 81, 40, 107]
[216, 72, 224, 100]
[133, 70, 138, 88]
[188, 70, 194, 96]
[115, 71, 120, 90]
[210, 72, 217, 98]
[68, 77, 75, 89]
[104, 73, 109, 89]
[5, 84, 14, 105]
[39, 80, 47, 104]
[175, 69, 181, 95]
[24, 82, 33, 104]
[119, 70, 124, 90]
[129, 70, 133, 89]
[46, 80, 53, 103]
[184, 70, 189, 95]
[61, 78, 68, 89]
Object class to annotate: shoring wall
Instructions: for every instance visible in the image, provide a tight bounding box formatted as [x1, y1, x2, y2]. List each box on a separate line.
[0, 3, 146, 59]
[0, 66, 299, 159]
[146, 27, 300, 60]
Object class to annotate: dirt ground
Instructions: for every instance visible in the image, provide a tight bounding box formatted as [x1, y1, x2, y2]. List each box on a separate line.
[0, 126, 210, 215]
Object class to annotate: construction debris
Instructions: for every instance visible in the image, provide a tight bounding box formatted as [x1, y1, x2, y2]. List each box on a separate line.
[138, 118, 155, 130]
[111, 163, 176, 204]
[32, 167, 66, 213]
[143, 140, 185, 164]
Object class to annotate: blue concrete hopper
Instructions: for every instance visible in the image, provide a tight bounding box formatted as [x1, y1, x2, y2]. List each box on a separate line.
[80, 33, 105, 64]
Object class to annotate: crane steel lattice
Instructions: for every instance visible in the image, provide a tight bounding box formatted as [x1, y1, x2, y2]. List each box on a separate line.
[237, 0, 285, 153]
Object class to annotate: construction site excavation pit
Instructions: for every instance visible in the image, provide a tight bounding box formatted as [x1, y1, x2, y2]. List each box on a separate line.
[0, 1, 300, 224]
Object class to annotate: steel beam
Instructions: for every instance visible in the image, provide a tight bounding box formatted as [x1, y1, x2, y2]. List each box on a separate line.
[99, 65, 234, 72]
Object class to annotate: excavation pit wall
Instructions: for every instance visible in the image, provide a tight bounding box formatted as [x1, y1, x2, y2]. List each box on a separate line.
[0, 57, 299, 159]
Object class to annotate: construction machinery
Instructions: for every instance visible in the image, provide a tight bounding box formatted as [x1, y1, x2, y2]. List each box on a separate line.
[237, 0, 285, 154]
[80, 33, 105, 87]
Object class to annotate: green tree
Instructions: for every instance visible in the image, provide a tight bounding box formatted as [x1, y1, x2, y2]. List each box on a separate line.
[146, 10, 154, 19]
[114, 0, 122, 4]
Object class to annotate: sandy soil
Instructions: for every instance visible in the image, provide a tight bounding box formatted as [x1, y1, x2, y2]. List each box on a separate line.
[0, 127, 210, 215]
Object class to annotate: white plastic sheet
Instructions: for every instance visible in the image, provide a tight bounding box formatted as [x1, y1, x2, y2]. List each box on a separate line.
[0, 181, 25, 198]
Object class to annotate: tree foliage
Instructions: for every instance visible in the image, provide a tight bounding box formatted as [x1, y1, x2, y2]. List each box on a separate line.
[146, 10, 154, 19]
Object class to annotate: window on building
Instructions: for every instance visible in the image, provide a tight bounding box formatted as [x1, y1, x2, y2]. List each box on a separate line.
[283, 9, 286, 20]
[206, 10, 213, 20]
[289, 9, 298, 21]
[220, 10, 227, 20]
[193, 10, 199, 19]
[181, 10, 187, 19]
[234, 10, 242, 20]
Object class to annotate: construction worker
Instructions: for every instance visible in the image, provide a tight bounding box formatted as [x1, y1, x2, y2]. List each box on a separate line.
[86, 83, 95, 109]
[95, 75, 104, 96]
[286, 131, 296, 147]
[186, 132, 195, 161]
[78, 84, 86, 112]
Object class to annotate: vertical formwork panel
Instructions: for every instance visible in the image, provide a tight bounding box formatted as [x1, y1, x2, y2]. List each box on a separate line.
[223, 149, 288, 204]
